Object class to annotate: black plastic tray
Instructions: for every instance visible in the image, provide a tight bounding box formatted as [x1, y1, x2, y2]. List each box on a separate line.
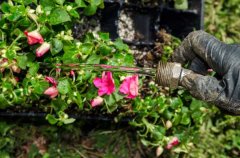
[100, 0, 204, 42]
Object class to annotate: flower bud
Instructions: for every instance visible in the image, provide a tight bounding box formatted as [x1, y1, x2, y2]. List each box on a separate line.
[91, 96, 104, 107]
[166, 120, 172, 129]
[36, 42, 51, 57]
[36, 5, 43, 14]
[166, 137, 180, 150]
[156, 146, 164, 157]
[44, 86, 58, 98]
[24, 30, 44, 45]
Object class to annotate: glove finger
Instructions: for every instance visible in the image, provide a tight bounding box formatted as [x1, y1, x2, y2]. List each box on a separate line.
[173, 30, 233, 75]
[180, 72, 224, 103]
[189, 57, 209, 75]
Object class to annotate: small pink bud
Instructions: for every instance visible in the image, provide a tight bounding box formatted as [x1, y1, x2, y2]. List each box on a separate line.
[70, 70, 75, 77]
[36, 42, 50, 57]
[15, 77, 19, 82]
[45, 76, 57, 87]
[24, 30, 44, 45]
[56, 68, 61, 73]
[44, 86, 58, 98]
[207, 69, 213, 73]
[11, 65, 21, 73]
[166, 137, 179, 150]
[90, 96, 104, 107]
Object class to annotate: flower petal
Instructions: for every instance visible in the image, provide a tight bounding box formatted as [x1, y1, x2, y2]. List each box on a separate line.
[44, 86, 58, 98]
[93, 71, 115, 96]
[24, 30, 44, 45]
[119, 75, 138, 99]
[93, 78, 102, 88]
[45, 76, 57, 87]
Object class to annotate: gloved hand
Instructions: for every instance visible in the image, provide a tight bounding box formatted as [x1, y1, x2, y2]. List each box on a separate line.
[172, 30, 240, 115]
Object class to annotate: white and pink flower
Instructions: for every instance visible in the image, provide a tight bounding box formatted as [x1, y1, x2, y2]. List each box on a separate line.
[36, 42, 50, 57]
[24, 30, 44, 45]
[166, 137, 180, 150]
[44, 86, 58, 98]
[91, 96, 104, 107]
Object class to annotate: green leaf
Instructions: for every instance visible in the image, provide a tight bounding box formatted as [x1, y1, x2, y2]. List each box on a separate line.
[16, 55, 28, 69]
[180, 107, 190, 125]
[0, 151, 10, 158]
[1, 2, 10, 13]
[80, 43, 94, 55]
[46, 114, 58, 125]
[57, 79, 71, 94]
[0, 122, 13, 136]
[90, 0, 102, 6]
[73, 92, 83, 110]
[98, 32, 109, 41]
[62, 49, 78, 64]
[170, 97, 183, 109]
[40, 0, 55, 12]
[28, 145, 40, 158]
[114, 39, 128, 51]
[49, 8, 71, 25]
[86, 54, 100, 64]
[6, 49, 16, 60]
[32, 81, 49, 94]
[0, 138, 12, 149]
[173, 113, 181, 125]
[98, 44, 111, 55]
[51, 99, 68, 111]
[28, 63, 39, 76]
[75, 0, 87, 7]
[0, 94, 11, 109]
[180, 113, 191, 125]
[113, 92, 124, 102]
[190, 98, 203, 111]
[51, 38, 63, 55]
[174, 0, 188, 10]
[68, 9, 80, 18]
[54, 0, 65, 5]
[63, 118, 75, 124]
[83, 5, 97, 16]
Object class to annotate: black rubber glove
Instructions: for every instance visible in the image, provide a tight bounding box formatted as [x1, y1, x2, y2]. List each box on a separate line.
[172, 30, 240, 115]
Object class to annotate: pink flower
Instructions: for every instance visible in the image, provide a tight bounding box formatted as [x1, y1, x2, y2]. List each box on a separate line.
[44, 86, 58, 98]
[70, 70, 75, 77]
[91, 96, 104, 107]
[119, 75, 138, 99]
[93, 71, 115, 96]
[45, 76, 57, 87]
[208, 69, 213, 73]
[166, 137, 180, 150]
[24, 30, 44, 45]
[36, 42, 50, 57]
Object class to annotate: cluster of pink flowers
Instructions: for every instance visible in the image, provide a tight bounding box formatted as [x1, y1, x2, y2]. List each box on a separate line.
[91, 71, 138, 107]
[24, 30, 50, 57]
